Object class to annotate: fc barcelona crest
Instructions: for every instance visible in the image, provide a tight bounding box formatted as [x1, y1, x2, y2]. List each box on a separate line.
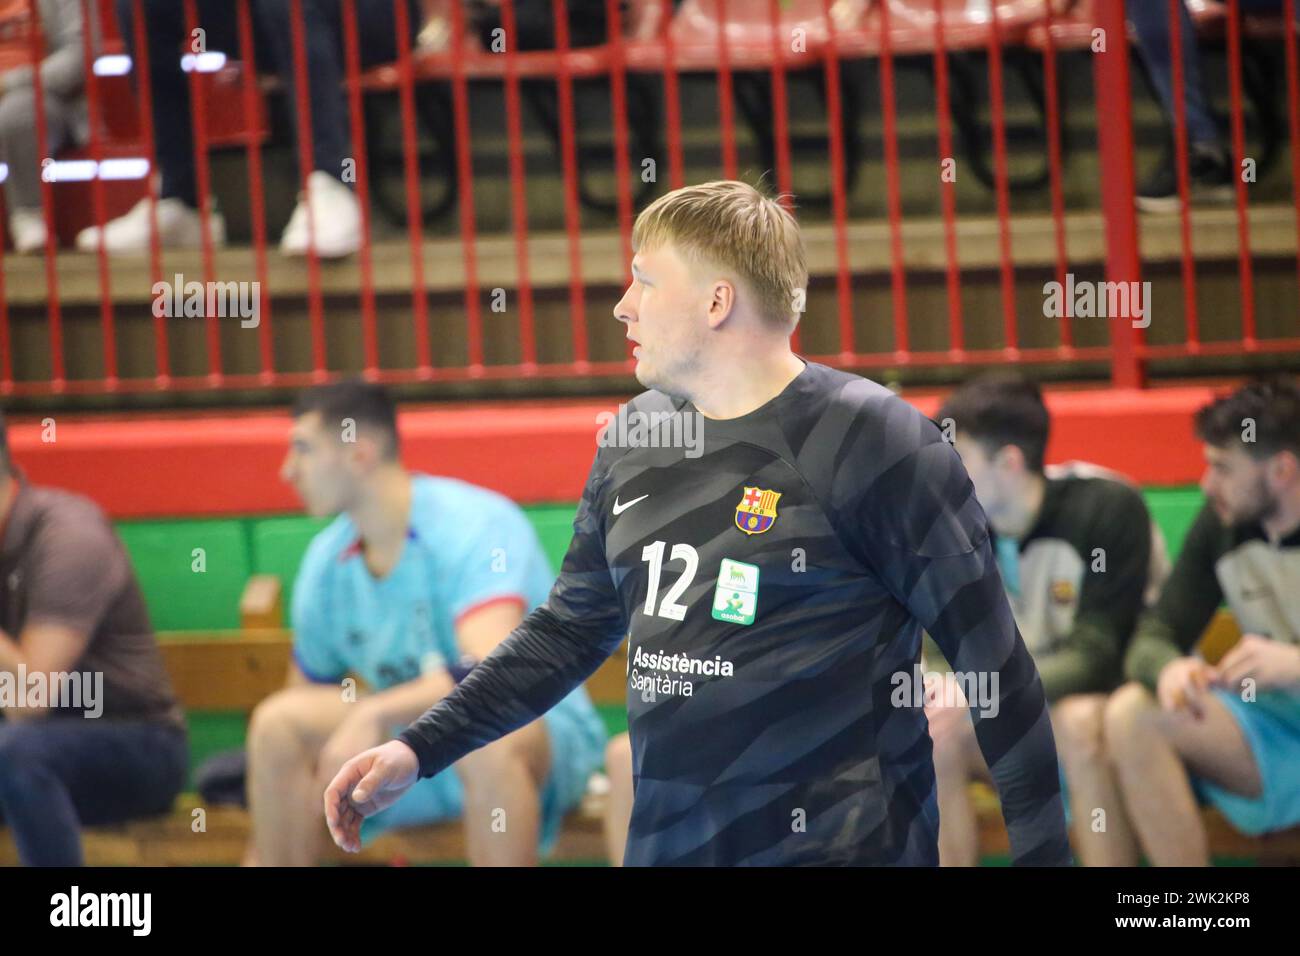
[735, 486, 781, 535]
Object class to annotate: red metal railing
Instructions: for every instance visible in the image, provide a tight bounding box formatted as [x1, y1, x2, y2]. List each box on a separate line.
[28, 0, 63, 387]
[1093, 0, 1144, 387]
[131, 0, 169, 385]
[0, 0, 1296, 398]
[183, 0, 221, 382]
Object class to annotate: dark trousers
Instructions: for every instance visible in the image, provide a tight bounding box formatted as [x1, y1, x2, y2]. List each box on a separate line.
[0, 716, 188, 866]
[116, 0, 421, 205]
[1128, 0, 1289, 150]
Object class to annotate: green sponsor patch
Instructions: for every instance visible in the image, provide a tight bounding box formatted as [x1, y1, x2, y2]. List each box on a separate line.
[712, 558, 759, 626]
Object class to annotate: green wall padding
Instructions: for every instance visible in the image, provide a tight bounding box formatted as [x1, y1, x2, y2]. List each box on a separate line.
[125, 492, 1202, 633]
[1142, 487, 1205, 560]
[249, 515, 331, 624]
[117, 520, 251, 631]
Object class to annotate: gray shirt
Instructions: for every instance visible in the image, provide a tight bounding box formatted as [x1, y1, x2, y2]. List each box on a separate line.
[0, 475, 184, 728]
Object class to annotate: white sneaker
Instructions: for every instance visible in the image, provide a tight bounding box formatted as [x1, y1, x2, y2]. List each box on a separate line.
[75, 196, 226, 253]
[9, 208, 47, 254]
[279, 171, 361, 258]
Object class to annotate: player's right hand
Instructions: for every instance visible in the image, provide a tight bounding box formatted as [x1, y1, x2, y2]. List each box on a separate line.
[923, 672, 971, 746]
[324, 739, 420, 853]
[1156, 656, 1212, 718]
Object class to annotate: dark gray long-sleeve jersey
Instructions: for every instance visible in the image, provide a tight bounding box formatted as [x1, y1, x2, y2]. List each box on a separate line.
[399, 362, 1071, 865]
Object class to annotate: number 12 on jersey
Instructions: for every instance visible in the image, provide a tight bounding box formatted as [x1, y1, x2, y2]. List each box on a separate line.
[641, 540, 699, 621]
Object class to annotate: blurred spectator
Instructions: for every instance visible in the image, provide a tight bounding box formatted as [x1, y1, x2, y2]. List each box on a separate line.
[0, 409, 188, 866]
[1107, 378, 1300, 865]
[467, 0, 628, 50]
[0, 0, 94, 254]
[1129, 0, 1292, 212]
[78, 0, 423, 257]
[245, 380, 604, 865]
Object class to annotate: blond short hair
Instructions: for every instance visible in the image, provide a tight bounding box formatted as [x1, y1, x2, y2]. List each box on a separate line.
[631, 180, 809, 330]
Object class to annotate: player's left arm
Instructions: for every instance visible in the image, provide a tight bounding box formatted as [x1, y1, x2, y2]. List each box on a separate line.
[892, 450, 1069, 867]
[1035, 484, 1152, 701]
[831, 395, 1070, 866]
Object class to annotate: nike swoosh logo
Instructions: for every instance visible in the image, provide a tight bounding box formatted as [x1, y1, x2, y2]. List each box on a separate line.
[612, 494, 649, 515]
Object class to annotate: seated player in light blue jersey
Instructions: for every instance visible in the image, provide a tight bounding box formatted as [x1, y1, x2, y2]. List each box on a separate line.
[1106, 379, 1300, 865]
[244, 380, 606, 865]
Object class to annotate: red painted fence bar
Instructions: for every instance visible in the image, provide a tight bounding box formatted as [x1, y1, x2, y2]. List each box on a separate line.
[341, 0, 379, 378]
[931, 0, 962, 356]
[0, 174, 7, 387]
[0, 0, 1295, 399]
[714, 0, 738, 180]
[286, 0, 326, 377]
[27, 0, 63, 388]
[239, 0, 276, 382]
[1288, 0, 1300, 299]
[129, 0, 169, 385]
[821, 0, 855, 362]
[767, 0, 794, 208]
[500, 0, 537, 370]
[553, 0, 589, 369]
[607, 0, 635, 287]
[0, 227, 7, 388]
[659, 0, 685, 190]
[182, 0, 222, 382]
[79, 0, 116, 385]
[986, 3, 1018, 357]
[1225, 0, 1256, 346]
[1093, 0, 1144, 388]
[1040, 2, 1072, 352]
[448, 0, 484, 373]
[1169, 0, 1201, 350]
[878, 0, 909, 357]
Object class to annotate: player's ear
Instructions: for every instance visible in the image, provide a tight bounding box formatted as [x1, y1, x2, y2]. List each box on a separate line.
[993, 443, 1026, 476]
[705, 278, 736, 330]
[1268, 448, 1300, 488]
[347, 432, 384, 472]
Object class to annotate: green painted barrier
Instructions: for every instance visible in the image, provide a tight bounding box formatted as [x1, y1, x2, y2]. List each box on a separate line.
[248, 515, 330, 624]
[523, 503, 579, 572]
[121, 490, 1202, 634]
[1143, 487, 1205, 560]
[117, 520, 251, 631]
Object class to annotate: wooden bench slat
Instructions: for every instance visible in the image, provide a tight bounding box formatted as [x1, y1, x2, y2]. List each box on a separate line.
[968, 783, 1300, 864]
[158, 631, 628, 711]
[0, 793, 607, 866]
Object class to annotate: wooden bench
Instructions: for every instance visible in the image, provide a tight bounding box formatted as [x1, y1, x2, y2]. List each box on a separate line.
[972, 785, 1300, 866]
[0, 790, 609, 867]
[0, 596, 625, 865]
[154, 630, 628, 714]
